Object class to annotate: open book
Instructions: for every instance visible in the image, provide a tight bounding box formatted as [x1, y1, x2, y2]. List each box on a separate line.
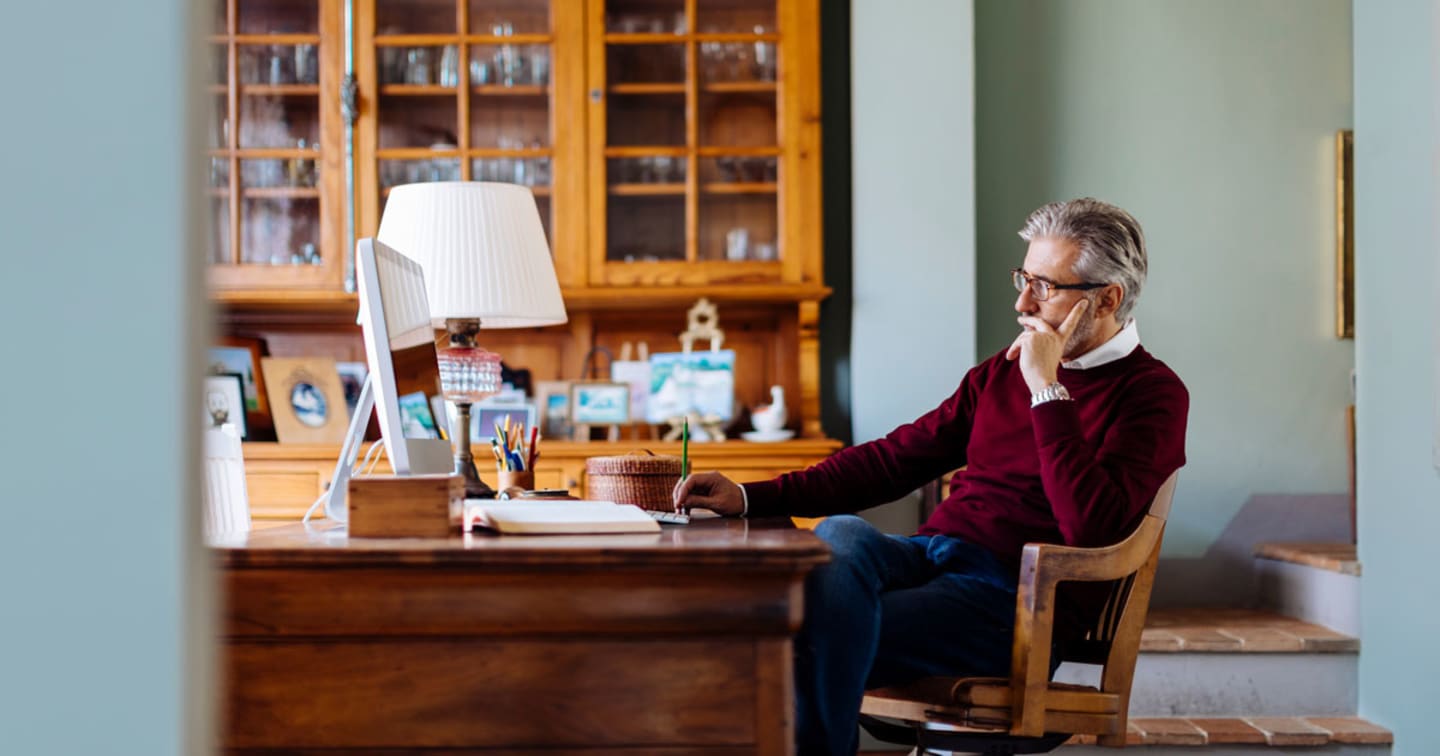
[465, 499, 662, 535]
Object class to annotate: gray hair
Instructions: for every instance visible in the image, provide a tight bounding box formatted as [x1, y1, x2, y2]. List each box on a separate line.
[1018, 198, 1147, 322]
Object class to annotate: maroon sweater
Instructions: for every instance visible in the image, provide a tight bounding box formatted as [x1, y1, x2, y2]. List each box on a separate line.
[744, 347, 1187, 630]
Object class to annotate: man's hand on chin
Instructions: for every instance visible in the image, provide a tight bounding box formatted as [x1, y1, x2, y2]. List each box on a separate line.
[1006, 299, 1088, 393]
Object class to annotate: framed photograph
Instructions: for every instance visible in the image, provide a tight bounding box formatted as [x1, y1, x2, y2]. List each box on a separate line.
[535, 380, 573, 439]
[398, 391, 440, 439]
[335, 361, 368, 417]
[429, 395, 451, 439]
[203, 372, 248, 439]
[260, 357, 349, 444]
[571, 382, 631, 425]
[471, 403, 537, 444]
[1335, 129, 1354, 340]
[646, 350, 736, 423]
[208, 335, 270, 430]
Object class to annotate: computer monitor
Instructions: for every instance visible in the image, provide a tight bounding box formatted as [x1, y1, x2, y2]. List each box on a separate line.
[323, 238, 452, 522]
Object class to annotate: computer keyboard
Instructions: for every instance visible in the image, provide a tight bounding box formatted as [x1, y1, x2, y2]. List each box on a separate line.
[647, 510, 691, 525]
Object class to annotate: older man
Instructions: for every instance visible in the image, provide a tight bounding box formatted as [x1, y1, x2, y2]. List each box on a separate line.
[674, 198, 1189, 756]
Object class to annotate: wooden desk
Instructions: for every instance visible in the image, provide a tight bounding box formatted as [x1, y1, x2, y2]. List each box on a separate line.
[217, 518, 829, 755]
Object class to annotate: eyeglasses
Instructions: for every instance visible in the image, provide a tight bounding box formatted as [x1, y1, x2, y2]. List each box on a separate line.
[1011, 269, 1107, 302]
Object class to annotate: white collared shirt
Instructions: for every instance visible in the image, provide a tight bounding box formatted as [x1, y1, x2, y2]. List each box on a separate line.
[1062, 319, 1140, 370]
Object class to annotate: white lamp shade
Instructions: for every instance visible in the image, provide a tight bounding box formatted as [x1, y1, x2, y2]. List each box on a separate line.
[377, 181, 568, 329]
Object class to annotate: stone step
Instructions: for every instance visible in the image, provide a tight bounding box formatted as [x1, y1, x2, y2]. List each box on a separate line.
[870, 716, 1391, 755]
[1254, 541, 1361, 636]
[1056, 608, 1358, 717]
[1056, 715, 1391, 754]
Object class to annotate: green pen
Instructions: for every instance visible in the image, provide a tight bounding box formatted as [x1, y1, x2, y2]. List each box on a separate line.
[681, 416, 690, 479]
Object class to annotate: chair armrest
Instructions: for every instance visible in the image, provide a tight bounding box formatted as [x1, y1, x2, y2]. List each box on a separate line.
[1008, 514, 1167, 737]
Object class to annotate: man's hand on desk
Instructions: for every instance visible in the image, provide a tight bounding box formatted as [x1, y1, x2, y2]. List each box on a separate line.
[673, 471, 745, 516]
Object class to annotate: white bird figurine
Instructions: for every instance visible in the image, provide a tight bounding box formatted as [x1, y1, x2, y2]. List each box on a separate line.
[751, 385, 788, 433]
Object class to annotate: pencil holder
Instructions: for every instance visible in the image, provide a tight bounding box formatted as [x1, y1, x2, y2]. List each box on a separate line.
[496, 470, 534, 496]
[585, 450, 682, 511]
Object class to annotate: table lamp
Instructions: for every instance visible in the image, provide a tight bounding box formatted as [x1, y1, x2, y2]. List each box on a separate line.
[378, 181, 567, 497]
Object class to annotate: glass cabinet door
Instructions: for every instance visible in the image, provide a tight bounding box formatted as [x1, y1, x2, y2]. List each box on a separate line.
[358, 0, 580, 283]
[591, 0, 784, 286]
[209, 0, 343, 292]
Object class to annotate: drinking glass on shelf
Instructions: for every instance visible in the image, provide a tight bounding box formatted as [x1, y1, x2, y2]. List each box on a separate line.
[406, 48, 432, 85]
[753, 27, 776, 82]
[294, 44, 318, 84]
[438, 45, 460, 87]
[268, 44, 293, 85]
[753, 242, 777, 262]
[471, 58, 491, 85]
[725, 228, 750, 261]
[528, 46, 550, 85]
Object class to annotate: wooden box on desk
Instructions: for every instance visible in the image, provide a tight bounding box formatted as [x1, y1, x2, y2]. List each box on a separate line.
[347, 474, 463, 537]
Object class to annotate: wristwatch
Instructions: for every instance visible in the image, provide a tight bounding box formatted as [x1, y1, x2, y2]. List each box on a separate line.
[1030, 381, 1072, 407]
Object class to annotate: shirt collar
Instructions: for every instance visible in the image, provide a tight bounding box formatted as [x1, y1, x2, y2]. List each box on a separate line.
[1062, 318, 1139, 370]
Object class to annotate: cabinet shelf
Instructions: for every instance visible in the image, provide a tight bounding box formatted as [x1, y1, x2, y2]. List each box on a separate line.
[702, 82, 777, 93]
[383, 185, 550, 197]
[609, 183, 685, 196]
[210, 187, 321, 199]
[379, 84, 460, 96]
[209, 33, 323, 45]
[610, 83, 685, 95]
[374, 33, 552, 46]
[209, 84, 322, 96]
[702, 182, 777, 194]
[472, 84, 550, 96]
[240, 84, 322, 96]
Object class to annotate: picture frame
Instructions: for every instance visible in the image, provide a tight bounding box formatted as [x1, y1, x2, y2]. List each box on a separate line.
[398, 391, 441, 439]
[646, 350, 736, 423]
[260, 357, 349, 444]
[208, 335, 271, 430]
[1335, 129, 1354, 340]
[471, 403, 537, 444]
[535, 380, 573, 440]
[335, 361, 368, 417]
[571, 381, 631, 425]
[203, 372, 248, 440]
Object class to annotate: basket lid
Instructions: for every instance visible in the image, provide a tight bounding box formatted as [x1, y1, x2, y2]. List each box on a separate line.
[585, 450, 683, 475]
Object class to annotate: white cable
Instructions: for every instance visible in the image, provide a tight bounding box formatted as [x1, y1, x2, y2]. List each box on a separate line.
[302, 439, 387, 524]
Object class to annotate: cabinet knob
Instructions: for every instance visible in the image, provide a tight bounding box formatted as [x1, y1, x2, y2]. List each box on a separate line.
[589, 88, 602, 103]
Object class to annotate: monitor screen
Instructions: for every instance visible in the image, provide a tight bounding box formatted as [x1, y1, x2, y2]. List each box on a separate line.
[356, 238, 453, 476]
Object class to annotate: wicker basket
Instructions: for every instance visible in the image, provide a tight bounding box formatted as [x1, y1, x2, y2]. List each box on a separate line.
[586, 450, 683, 511]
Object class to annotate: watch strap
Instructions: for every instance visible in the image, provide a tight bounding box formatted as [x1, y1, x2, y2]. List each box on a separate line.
[1030, 381, 1072, 408]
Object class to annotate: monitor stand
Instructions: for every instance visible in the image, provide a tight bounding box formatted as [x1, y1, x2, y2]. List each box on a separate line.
[320, 378, 466, 523]
[323, 375, 376, 523]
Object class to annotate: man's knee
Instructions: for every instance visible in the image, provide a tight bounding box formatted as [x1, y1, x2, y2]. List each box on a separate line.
[814, 514, 885, 559]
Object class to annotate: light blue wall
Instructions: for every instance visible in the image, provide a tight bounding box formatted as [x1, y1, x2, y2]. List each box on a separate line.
[975, 0, 1354, 601]
[0, 1, 211, 754]
[851, 0, 977, 531]
[1353, 1, 1440, 753]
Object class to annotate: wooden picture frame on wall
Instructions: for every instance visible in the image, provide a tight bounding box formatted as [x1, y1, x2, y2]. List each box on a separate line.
[1336, 129, 1354, 339]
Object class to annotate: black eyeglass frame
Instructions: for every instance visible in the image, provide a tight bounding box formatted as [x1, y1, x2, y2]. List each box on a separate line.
[1011, 268, 1108, 301]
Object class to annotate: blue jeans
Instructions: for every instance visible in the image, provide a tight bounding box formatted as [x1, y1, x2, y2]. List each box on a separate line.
[796, 515, 1019, 756]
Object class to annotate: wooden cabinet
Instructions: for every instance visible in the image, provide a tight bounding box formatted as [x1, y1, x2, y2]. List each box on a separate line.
[208, 0, 348, 296]
[243, 437, 841, 527]
[214, 0, 834, 513]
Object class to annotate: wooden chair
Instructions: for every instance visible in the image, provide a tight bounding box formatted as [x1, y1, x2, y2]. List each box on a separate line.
[859, 471, 1179, 755]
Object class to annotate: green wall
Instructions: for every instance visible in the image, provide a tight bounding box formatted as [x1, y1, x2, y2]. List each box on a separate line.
[975, 1, 1355, 594]
[1353, 1, 1440, 753]
[0, 1, 212, 753]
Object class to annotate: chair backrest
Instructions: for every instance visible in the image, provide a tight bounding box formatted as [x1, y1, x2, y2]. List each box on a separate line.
[203, 425, 252, 543]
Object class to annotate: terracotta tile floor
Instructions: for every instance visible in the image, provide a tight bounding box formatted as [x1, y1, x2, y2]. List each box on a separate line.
[1140, 607, 1358, 652]
[1254, 541, 1361, 576]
